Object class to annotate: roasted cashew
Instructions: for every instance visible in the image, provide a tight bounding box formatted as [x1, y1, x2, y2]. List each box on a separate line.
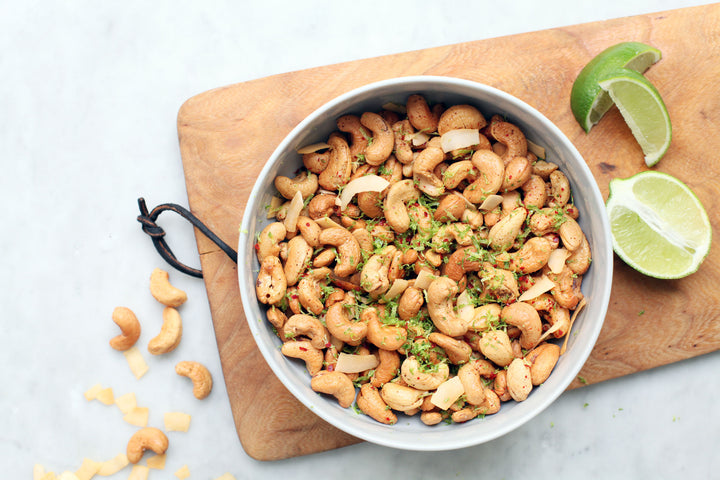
[493, 369, 513, 401]
[406, 94, 439, 133]
[548, 170, 571, 207]
[528, 207, 562, 236]
[307, 193, 337, 219]
[371, 349, 401, 387]
[452, 387, 501, 421]
[303, 150, 330, 174]
[397, 286, 424, 321]
[434, 194, 466, 222]
[462, 207, 484, 229]
[175, 361, 213, 399]
[357, 383, 397, 425]
[325, 301, 367, 346]
[380, 383, 424, 412]
[266, 306, 286, 331]
[274, 170, 318, 200]
[479, 262, 520, 303]
[431, 222, 474, 253]
[489, 121, 527, 164]
[318, 132, 352, 191]
[336, 114, 368, 159]
[479, 329, 514, 367]
[383, 179, 420, 234]
[463, 150, 505, 203]
[521, 174, 548, 209]
[426, 277, 468, 337]
[283, 314, 329, 349]
[311, 371, 356, 408]
[421, 411, 445, 426]
[442, 160, 476, 190]
[361, 112, 394, 165]
[318, 227, 362, 277]
[109, 306, 141, 351]
[427, 332, 472, 364]
[488, 206, 527, 251]
[437, 104, 487, 135]
[545, 265, 584, 310]
[495, 237, 553, 274]
[457, 359, 495, 405]
[559, 216, 584, 252]
[526, 293, 571, 338]
[467, 303, 502, 332]
[525, 343, 561, 385]
[296, 215, 322, 247]
[283, 236, 312, 287]
[149, 268, 187, 308]
[413, 146, 446, 197]
[364, 307, 407, 351]
[506, 358, 533, 401]
[400, 356, 450, 390]
[443, 246, 483, 282]
[500, 302, 542, 350]
[500, 156, 533, 192]
[256, 222, 287, 262]
[360, 248, 394, 297]
[392, 119, 415, 164]
[532, 160, 559, 179]
[126, 427, 168, 464]
[297, 268, 331, 315]
[281, 340, 324, 375]
[255, 255, 287, 305]
[566, 233, 592, 275]
[148, 307, 183, 355]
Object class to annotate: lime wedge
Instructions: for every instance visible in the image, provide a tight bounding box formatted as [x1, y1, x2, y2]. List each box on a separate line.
[606, 171, 711, 279]
[571, 42, 661, 133]
[598, 69, 671, 167]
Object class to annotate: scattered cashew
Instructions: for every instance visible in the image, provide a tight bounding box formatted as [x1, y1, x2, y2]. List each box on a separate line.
[364, 307, 407, 351]
[274, 170, 318, 200]
[525, 343, 561, 385]
[255, 255, 287, 305]
[437, 104, 487, 135]
[427, 332, 471, 364]
[126, 427, 168, 464]
[383, 179, 420, 233]
[175, 361, 213, 399]
[506, 358, 533, 401]
[311, 371, 356, 408]
[318, 132, 352, 191]
[283, 314, 329, 349]
[357, 383, 397, 425]
[489, 121, 527, 164]
[361, 112, 394, 165]
[501, 302, 542, 350]
[380, 383, 424, 412]
[281, 340, 324, 375]
[325, 301, 367, 346]
[406, 94, 438, 133]
[426, 277, 468, 337]
[109, 306, 141, 351]
[318, 227, 362, 277]
[148, 307, 183, 355]
[413, 146, 446, 197]
[400, 356, 450, 390]
[149, 268, 187, 308]
[478, 329, 514, 367]
[256, 222, 287, 262]
[371, 349, 401, 387]
[337, 114, 369, 159]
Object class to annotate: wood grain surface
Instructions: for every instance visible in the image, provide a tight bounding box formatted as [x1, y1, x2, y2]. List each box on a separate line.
[177, 4, 720, 461]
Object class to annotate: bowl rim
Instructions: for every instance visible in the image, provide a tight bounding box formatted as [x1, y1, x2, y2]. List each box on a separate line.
[238, 75, 613, 451]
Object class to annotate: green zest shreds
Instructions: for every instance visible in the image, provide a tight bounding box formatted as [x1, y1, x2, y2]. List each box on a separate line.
[255, 96, 591, 426]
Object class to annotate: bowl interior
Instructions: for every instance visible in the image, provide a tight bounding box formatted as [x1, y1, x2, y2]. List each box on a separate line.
[238, 76, 613, 451]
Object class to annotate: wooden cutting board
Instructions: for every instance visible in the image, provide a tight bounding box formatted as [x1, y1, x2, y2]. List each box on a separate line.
[177, 4, 720, 461]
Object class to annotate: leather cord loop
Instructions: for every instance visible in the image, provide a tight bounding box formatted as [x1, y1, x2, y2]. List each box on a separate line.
[137, 197, 238, 278]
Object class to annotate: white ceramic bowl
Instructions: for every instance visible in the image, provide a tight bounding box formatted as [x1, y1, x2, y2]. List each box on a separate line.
[238, 76, 613, 451]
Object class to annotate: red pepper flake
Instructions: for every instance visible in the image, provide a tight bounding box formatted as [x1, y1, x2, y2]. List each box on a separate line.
[299, 346, 308, 351]
[253, 243, 260, 252]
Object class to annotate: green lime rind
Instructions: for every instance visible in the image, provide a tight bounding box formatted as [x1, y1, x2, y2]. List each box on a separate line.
[605, 171, 711, 279]
[571, 42, 661, 133]
[598, 68, 672, 167]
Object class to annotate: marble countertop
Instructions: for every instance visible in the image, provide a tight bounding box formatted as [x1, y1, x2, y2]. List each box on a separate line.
[3, 1, 718, 478]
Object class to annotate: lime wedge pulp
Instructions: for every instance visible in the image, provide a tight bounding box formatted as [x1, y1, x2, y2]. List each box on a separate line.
[606, 171, 711, 279]
[598, 68, 672, 167]
[571, 42, 661, 133]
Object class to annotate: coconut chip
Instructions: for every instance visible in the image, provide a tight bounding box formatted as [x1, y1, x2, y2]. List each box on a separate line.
[296, 142, 331, 154]
[335, 175, 389, 211]
[440, 129, 480, 153]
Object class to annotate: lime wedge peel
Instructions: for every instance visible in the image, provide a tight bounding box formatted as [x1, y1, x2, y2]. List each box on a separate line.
[598, 69, 672, 167]
[570, 42, 662, 133]
[606, 171, 711, 279]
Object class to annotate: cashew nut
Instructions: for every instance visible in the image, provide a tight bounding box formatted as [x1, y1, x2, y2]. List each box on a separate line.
[255, 255, 287, 305]
[383, 179, 420, 234]
[400, 356, 450, 390]
[397, 286, 424, 321]
[526, 293, 571, 338]
[360, 112, 394, 165]
[479, 262, 520, 303]
[406, 94, 438, 133]
[148, 307, 183, 355]
[549, 170, 571, 207]
[532, 160, 559, 179]
[175, 361, 213, 399]
[506, 357, 533, 401]
[311, 371, 356, 408]
[318, 227, 362, 278]
[437, 104, 487, 135]
[283, 236, 312, 287]
[109, 306, 141, 351]
[434, 194, 466, 222]
[296, 215, 322, 247]
[489, 121, 527, 164]
[303, 150, 330, 173]
[457, 359, 495, 405]
[500, 302, 542, 350]
[431, 222, 474, 253]
[380, 383, 424, 412]
[546, 265, 584, 310]
[274, 170, 318, 200]
[488, 206, 527, 251]
[307, 193, 337, 219]
[495, 236, 553, 274]
[256, 222, 287, 262]
[357, 383, 397, 424]
[360, 249, 394, 297]
[283, 314, 329, 349]
[479, 329, 514, 367]
[126, 427, 169, 464]
[558, 216, 584, 252]
[364, 307, 407, 351]
[463, 150, 505, 203]
[427, 332, 471, 364]
[318, 132, 352, 191]
[413, 146, 445, 197]
[325, 301, 367, 346]
[467, 303, 502, 332]
[521, 174, 548, 209]
[392, 119, 415, 164]
[336, 114, 368, 159]
[426, 277, 468, 337]
[371, 348, 401, 387]
[566, 233, 592, 275]
[493, 369, 513, 401]
[281, 340, 324, 375]
[149, 268, 187, 308]
[443, 246, 483, 282]
[525, 342, 561, 385]
[500, 156, 533, 192]
[442, 160, 476, 190]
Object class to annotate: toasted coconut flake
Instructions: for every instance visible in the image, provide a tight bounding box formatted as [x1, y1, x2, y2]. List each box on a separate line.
[266, 196, 283, 219]
[517, 275, 556, 302]
[560, 297, 587, 355]
[456, 289, 474, 324]
[413, 270, 436, 290]
[478, 194, 503, 211]
[430, 376, 465, 410]
[382, 102, 407, 114]
[335, 353, 379, 373]
[123, 407, 149, 427]
[164, 412, 192, 432]
[412, 131, 431, 146]
[381, 279, 409, 303]
[440, 129, 480, 153]
[296, 142, 331, 154]
[452, 191, 475, 209]
[548, 248, 570, 274]
[527, 139, 546, 159]
[335, 175, 389, 210]
[283, 191, 304, 233]
[97, 454, 129, 476]
[315, 216, 343, 229]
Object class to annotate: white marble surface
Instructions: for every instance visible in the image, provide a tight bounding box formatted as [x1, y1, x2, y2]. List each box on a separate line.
[3, 1, 718, 478]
